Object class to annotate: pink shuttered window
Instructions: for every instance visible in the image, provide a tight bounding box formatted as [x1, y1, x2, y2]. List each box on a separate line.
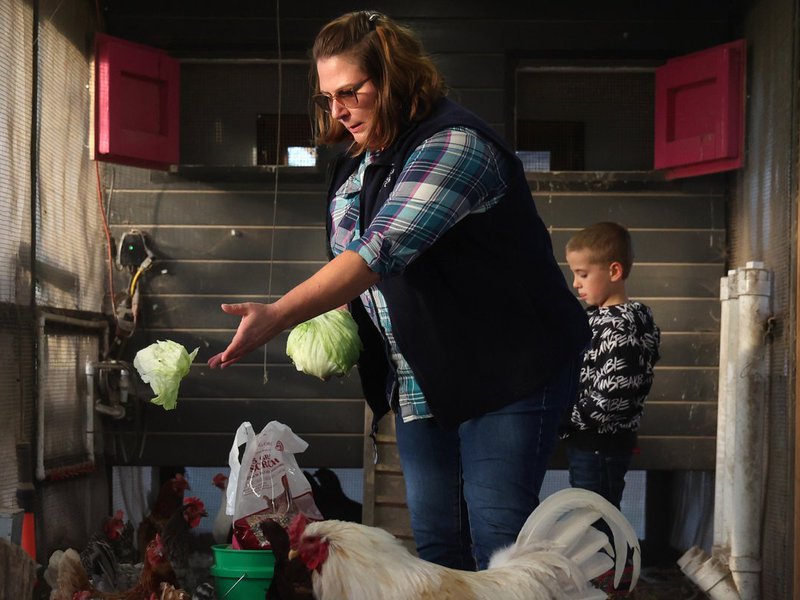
[94, 33, 179, 170]
[654, 39, 746, 179]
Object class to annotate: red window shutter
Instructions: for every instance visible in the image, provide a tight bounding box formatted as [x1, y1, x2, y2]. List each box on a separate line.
[654, 39, 746, 179]
[94, 33, 179, 170]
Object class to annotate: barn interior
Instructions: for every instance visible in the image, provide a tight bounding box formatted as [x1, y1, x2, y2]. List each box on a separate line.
[0, 1, 798, 599]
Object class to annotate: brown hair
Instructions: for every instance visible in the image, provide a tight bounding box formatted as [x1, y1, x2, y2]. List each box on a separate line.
[566, 222, 634, 279]
[310, 10, 447, 155]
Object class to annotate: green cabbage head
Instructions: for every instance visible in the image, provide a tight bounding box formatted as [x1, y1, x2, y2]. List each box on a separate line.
[134, 340, 199, 410]
[286, 309, 362, 380]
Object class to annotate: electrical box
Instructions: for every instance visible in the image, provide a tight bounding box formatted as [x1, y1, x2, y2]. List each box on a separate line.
[654, 39, 746, 179]
[94, 33, 180, 170]
[117, 230, 153, 270]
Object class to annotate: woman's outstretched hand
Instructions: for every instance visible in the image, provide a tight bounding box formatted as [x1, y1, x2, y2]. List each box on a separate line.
[207, 302, 278, 369]
[207, 251, 380, 370]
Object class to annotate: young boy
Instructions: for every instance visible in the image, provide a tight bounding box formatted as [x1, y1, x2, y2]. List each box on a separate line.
[561, 221, 661, 509]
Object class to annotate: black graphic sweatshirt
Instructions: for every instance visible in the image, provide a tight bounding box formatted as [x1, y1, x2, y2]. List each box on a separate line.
[561, 301, 661, 454]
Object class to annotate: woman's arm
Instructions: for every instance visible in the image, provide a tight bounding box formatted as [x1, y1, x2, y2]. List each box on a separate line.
[207, 250, 379, 368]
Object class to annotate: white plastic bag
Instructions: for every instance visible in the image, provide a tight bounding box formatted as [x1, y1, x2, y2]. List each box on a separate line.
[226, 420, 322, 549]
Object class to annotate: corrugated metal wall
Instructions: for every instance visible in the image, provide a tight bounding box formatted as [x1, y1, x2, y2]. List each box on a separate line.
[728, 0, 798, 597]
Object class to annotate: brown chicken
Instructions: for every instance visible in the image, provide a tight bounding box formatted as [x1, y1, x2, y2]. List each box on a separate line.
[152, 581, 190, 600]
[137, 473, 190, 558]
[106, 534, 179, 599]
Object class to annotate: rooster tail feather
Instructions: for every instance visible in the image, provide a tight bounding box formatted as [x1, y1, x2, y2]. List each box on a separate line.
[516, 488, 640, 590]
[568, 527, 610, 566]
[540, 507, 606, 557]
[83, 537, 119, 588]
[569, 589, 611, 600]
[580, 553, 615, 580]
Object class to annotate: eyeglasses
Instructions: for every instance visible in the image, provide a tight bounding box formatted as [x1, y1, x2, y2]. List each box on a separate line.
[312, 78, 371, 112]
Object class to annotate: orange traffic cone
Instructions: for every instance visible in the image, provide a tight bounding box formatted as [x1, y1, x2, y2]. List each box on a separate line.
[20, 511, 36, 561]
[16, 443, 37, 562]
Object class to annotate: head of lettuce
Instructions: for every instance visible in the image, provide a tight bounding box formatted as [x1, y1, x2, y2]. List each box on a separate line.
[134, 340, 199, 410]
[286, 309, 362, 380]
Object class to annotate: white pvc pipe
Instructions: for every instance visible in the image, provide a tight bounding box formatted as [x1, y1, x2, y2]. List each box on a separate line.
[688, 262, 771, 600]
[712, 272, 734, 554]
[721, 271, 740, 561]
[678, 545, 707, 577]
[729, 261, 771, 600]
[694, 556, 742, 599]
[679, 546, 741, 600]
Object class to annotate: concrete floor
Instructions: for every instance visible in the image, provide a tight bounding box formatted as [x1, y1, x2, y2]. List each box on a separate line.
[629, 565, 704, 599]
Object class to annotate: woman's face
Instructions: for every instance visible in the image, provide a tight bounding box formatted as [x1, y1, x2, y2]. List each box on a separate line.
[316, 55, 378, 149]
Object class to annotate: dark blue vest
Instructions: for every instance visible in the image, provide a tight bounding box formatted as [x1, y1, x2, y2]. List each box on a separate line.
[327, 98, 590, 429]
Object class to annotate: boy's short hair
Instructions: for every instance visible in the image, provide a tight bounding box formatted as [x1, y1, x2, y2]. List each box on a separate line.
[566, 222, 634, 279]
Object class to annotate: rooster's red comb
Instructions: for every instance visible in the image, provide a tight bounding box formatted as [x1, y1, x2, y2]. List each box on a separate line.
[183, 495, 205, 508]
[288, 513, 309, 549]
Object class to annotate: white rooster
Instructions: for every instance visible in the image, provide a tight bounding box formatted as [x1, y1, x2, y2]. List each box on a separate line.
[211, 472, 231, 545]
[286, 488, 640, 600]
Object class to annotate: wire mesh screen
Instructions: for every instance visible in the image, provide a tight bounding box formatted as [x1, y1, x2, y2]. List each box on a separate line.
[516, 68, 654, 171]
[256, 113, 315, 166]
[0, 322, 34, 509]
[36, 0, 105, 313]
[181, 61, 315, 166]
[0, 0, 33, 306]
[517, 121, 585, 170]
[0, 0, 34, 513]
[39, 331, 100, 477]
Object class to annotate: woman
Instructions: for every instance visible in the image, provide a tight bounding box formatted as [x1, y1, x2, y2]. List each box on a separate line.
[208, 10, 590, 570]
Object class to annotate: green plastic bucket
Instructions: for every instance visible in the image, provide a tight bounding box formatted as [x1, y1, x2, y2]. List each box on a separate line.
[211, 544, 276, 599]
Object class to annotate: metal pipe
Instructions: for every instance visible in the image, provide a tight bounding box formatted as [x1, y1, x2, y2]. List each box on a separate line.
[87, 360, 131, 420]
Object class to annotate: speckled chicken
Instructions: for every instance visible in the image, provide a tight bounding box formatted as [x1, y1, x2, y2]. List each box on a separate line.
[80, 510, 139, 591]
[47, 534, 180, 600]
[159, 497, 208, 592]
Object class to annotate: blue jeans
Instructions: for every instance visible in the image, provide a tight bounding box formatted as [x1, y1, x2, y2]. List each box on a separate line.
[566, 446, 632, 509]
[394, 358, 578, 570]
